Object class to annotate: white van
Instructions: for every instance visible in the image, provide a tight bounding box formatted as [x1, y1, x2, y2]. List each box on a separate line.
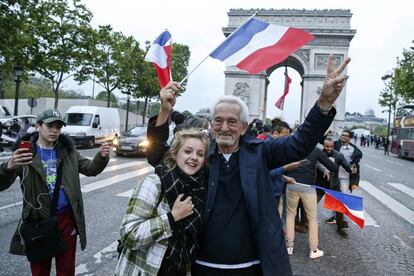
[62, 106, 120, 148]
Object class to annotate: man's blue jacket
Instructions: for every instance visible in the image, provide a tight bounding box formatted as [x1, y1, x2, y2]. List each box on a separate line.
[147, 103, 336, 276]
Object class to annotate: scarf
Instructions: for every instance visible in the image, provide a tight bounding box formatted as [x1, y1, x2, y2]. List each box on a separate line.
[155, 164, 204, 271]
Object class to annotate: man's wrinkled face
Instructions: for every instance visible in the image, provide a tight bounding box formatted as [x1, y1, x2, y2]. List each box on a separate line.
[324, 140, 334, 155]
[212, 103, 247, 149]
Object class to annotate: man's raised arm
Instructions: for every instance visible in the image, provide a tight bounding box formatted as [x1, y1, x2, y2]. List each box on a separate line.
[146, 82, 180, 166]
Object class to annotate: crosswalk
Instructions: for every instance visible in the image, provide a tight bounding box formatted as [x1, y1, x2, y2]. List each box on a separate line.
[0, 157, 154, 212]
[1, 155, 414, 275]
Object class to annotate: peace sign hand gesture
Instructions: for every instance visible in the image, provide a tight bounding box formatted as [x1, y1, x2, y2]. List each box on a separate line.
[318, 54, 351, 110]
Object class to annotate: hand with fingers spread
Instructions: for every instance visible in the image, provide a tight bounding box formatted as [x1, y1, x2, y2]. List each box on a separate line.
[156, 81, 181, 126]
[6, 148, 33, 171]
[318, 54, 351, 110]
[171, 194, 194, 222]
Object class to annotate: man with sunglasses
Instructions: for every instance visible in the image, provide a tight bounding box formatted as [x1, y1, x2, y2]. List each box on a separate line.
[0, 109, 110, 276]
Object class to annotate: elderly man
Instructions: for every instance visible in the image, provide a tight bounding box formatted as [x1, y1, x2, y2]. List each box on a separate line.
[147, 55, 350, 276]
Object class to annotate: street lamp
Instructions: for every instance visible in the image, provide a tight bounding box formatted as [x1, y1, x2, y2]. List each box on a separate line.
[122, 90, 131, 132]
[381, 73, 392, 138]
[13, 64, 24, 116]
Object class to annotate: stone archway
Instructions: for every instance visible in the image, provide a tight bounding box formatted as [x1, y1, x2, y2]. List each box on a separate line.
[222, 9, 356, 133]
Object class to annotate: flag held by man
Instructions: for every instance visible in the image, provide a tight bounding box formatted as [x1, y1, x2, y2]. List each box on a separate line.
[145, 30, 172, 88]
[210, 18, 314, 74]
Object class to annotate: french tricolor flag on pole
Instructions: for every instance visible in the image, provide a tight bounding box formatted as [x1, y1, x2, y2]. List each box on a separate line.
[210, 17, 314, 74]
[145, 31, 172, 88]
[316, 186, 365, 229]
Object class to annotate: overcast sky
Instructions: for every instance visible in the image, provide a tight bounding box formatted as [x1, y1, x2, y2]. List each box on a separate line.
[71, 0, 413, 125]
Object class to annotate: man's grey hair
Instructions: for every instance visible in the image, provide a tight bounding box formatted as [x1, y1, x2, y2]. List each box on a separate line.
[211, 95, 250, 124]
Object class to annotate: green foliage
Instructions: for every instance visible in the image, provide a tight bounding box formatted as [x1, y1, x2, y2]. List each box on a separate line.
[75, 25, 131, 107]
[171, 43, 190, 90]
[0, 0, 93, 108]
[373, 125, 388, 136]
[391, 41, 414, 102]
[95, 91, 118, 107]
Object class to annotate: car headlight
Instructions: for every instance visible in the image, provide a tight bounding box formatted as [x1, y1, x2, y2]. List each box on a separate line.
[113, 138, 119, 145]
[76, 132, 86, 136]
[139, 140, 149, 147]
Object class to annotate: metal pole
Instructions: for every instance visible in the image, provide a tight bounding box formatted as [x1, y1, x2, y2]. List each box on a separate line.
[14, 77, 20, 116]
[387, 104, 391, 139]
[125, 96, 130, 132]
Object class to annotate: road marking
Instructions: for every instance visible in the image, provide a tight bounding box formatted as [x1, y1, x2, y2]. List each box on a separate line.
[75, 240, 118, 275]
[117, 189, 134, 198]
[364, 164, 382, 172]
[81, 166, 153, 193]
[360, 181, 414, 226]
[393, 235, 411, 249]
[364, 211, 380, 227]
[0, 162, 151, 211]
[80, 161, 144, 179]
[385, 159, 402, 166]
[388, 183, 414, 198]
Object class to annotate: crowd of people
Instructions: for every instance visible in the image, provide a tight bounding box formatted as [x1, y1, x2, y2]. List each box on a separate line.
[358, 134, 390, 155]
[0, 54, 356, 276]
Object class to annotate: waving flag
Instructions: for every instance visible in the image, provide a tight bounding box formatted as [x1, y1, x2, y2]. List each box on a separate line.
[275, 68, 292, 110]
[210, 18, 314, 74]
[315, 186, 365, 229]
[145, 31, 172, 88]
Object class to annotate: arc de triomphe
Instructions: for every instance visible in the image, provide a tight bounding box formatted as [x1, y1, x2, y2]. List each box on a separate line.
[223, 9, 356, 133]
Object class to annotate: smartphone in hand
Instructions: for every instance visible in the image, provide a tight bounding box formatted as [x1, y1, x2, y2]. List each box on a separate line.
[18, 141, 32, 151]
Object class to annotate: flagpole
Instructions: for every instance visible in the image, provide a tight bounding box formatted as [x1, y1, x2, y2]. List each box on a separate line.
[179, 11, 258, 86]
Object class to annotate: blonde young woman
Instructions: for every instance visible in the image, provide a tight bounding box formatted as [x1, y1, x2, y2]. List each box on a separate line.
[115, 128, 208, 276]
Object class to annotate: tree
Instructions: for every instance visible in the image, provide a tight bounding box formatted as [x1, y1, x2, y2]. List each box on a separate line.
[29, 0, 93, 109]
[95, 91, 118, 107]
[75, 25, 131, 108]
[391, 41, 414, 102]
[378, 85, 402, 122]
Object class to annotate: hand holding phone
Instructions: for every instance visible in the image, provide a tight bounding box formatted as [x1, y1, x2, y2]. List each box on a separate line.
[19, 141, 32, 151]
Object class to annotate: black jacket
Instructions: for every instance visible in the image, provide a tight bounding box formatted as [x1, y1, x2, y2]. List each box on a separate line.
[147, 103, 337, 276]
[286, 147, 338, 185]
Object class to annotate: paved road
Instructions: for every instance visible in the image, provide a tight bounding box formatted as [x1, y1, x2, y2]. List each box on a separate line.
[0, 146, 413, 275]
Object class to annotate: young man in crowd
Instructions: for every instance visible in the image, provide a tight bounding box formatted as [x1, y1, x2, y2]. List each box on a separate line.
[0, 109, 110, 276]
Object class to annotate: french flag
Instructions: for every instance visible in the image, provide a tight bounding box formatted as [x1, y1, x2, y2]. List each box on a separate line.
[316, 186, 365, 229]
[210, 18, 314, 74]
[145, 31, 172, 88]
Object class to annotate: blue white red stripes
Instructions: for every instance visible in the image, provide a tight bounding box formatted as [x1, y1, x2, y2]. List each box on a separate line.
[316, 186, 365, 229]
[210, 18, 314, 74]
[145, 31, 172, 88]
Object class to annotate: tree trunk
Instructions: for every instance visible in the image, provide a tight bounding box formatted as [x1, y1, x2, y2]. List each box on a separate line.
[53, 89, 59, 109]
[107, 91, 111, 107]
[142, 96, 148, 125]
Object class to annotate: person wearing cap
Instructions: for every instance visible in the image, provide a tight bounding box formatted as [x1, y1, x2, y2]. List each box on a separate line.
[0, 109, 111, 276]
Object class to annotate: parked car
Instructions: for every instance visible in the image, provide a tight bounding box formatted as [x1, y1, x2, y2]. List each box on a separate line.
[62, 106, 120, 148]
[112, 126, 149, 157]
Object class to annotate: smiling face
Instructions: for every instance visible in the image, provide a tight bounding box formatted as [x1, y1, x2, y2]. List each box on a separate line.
[212, 102, 248, 153]
[324, 140, 335, 155]
[173, 137, 206, 175]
